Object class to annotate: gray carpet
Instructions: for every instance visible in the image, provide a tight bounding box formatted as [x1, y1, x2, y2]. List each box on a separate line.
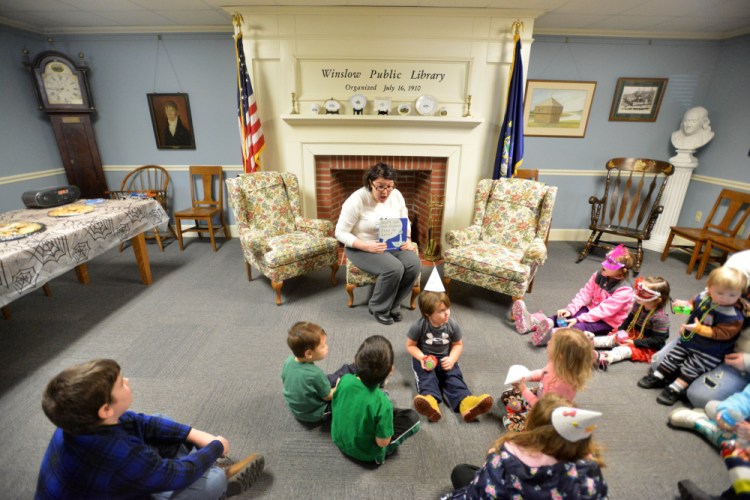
[0, 239, 730, 499]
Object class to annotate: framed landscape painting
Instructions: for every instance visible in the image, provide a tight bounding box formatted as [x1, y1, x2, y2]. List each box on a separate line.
[609, 77, 668, 122]
[523, 80, 597, 138]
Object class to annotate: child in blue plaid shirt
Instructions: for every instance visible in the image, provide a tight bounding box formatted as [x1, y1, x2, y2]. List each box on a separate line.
[36, 359, 264, 499]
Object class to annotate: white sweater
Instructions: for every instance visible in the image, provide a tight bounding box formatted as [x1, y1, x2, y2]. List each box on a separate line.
[334, 187, 409, 248]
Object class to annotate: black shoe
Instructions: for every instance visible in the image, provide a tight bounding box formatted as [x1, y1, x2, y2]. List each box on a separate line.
[677, 479, 718, 500]
[657, 387, 682, 405]
[638, 373, 667, 389]
[391, 311, 403, 322]
[369, 309, 394, 325]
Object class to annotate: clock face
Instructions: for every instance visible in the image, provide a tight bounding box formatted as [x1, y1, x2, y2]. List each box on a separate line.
[42, 61, 83, 105]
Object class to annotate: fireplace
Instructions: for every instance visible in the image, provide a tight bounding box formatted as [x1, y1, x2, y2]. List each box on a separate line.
[315, 155, 447, 257]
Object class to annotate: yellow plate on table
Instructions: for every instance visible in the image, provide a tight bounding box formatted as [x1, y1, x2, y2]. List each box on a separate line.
[48, 205, 94, 217]
[0, 221, 45, 241]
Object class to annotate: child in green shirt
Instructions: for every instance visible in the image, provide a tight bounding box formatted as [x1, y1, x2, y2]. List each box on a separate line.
[331, 335, 420, 464]
[281, 322, 354, 423]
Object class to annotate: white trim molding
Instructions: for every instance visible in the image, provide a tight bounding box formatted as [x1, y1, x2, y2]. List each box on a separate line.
[0, 168, 65, 186]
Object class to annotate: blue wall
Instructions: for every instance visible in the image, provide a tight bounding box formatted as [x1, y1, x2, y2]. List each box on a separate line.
[1, 26, 748, 232]
[524, 34, 749, 230]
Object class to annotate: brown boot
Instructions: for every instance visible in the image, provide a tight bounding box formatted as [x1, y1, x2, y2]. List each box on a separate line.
[225, 453, 265, 497]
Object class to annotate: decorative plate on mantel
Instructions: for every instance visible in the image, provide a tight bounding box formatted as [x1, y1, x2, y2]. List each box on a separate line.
[415, 95, 437, 116]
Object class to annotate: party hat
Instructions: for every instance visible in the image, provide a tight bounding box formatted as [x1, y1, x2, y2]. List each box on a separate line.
[424, 266, 445, 293]
[551, 407, 602, 442]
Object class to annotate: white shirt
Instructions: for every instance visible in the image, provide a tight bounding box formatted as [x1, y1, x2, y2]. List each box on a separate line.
[335, 187, 409, 247]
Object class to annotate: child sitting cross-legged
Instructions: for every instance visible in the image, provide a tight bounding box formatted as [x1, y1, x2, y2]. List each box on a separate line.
[282, 321, 356, 424]
[406, 268, 493, 423]
[443, 394, 608, 499]
[513, 244, 634, 347]
[36, 359, 264, 499]
[594, 276, 671, 370]
[331, 335, 420, 465]
[501, 328, 593, 432]
[639, 266, 747, 406]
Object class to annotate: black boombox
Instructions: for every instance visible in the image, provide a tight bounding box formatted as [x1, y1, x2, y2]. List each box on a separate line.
[22, 185, 81, 208]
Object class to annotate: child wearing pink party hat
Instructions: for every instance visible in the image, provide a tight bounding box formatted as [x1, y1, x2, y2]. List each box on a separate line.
[513, 244, 635, 347]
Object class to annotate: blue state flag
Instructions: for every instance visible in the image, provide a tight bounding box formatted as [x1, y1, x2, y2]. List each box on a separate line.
[493, 33, 524, 179]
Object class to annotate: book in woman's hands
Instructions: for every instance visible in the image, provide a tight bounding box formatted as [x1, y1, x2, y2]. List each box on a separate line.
[378, 217, 408, 251]
[504, 364, 531, 385]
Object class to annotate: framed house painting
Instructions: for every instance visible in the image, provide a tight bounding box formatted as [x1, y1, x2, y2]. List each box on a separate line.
[147, 93, 196, 149]
[609, 77, 668, 122]
[523, 80, 597, 138]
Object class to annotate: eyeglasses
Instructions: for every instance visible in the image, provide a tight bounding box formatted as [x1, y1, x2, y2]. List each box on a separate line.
[372, 184, 395, 193]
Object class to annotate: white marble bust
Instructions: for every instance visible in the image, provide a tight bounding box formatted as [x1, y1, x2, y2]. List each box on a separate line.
[671, 106, 715, 150]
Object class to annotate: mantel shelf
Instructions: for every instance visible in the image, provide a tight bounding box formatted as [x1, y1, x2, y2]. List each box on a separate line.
[281, 114, 483, 128]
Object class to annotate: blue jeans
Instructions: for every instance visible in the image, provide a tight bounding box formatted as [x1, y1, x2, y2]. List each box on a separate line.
[652, 339, 750, 408]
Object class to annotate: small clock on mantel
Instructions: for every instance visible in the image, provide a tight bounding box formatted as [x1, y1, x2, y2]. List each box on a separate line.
[23, 49, 108, 198]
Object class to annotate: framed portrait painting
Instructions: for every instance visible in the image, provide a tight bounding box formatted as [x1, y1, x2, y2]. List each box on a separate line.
[609, 77, 668, 122]
[523, 80, 597, 138]
[147, 93, 196, 149]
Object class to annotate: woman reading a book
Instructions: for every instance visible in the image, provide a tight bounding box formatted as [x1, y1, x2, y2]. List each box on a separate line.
[335, 162, 421, 326]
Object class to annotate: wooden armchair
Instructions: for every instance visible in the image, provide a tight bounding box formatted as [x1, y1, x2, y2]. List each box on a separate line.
[226, 172, 339, 305]
[577, 158, 674, 274]
[661, 188, 750, 275]
[442, 177, 557, 313]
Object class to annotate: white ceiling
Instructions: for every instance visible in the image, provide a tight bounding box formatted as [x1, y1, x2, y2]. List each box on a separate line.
[1, 0, 749, 39]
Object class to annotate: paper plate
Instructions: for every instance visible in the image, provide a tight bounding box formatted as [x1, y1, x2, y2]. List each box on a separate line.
[48, 204, 94, 217]
[0, 221, 45, 241]
[504, 364, 531, 385]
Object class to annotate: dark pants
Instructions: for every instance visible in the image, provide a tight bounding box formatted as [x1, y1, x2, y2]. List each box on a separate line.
[380, 408, 421, 463]
[451, 464, 480, 490]
[345, 247, 421, 315]
[411, 356, 471, 412]
[327, 363, 356, 387]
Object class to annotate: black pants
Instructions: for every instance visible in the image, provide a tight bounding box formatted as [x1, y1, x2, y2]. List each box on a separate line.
[450, 463, 480, 490]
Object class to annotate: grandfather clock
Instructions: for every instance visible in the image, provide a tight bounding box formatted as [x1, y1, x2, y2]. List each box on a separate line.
[24, 50, 108, 198]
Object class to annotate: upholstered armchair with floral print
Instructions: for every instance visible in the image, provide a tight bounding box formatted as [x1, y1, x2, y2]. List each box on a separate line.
[443, 177, 557, 311]
[226, 172, 339, 305]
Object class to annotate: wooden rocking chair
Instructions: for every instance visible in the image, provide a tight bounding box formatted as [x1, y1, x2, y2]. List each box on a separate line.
[577, 158, 674, 274]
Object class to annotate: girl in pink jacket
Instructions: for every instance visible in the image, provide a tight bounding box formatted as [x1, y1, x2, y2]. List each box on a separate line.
[500, 328, 594, 431]
[513, 245, 635, 347]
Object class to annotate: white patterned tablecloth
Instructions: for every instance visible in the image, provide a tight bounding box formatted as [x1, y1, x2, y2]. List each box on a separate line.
[0, 199, 168, 307]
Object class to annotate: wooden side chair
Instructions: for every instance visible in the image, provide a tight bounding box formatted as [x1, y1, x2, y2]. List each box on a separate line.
[108, 165, 174, 252]
[577, 158, 674, 274]
[695, 232, 750, 279]
[661, 188, 750, 275]
[174, 166, 230, 252]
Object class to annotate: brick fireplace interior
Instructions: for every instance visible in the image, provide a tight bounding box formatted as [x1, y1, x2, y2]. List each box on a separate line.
[315, 155, 447, 256]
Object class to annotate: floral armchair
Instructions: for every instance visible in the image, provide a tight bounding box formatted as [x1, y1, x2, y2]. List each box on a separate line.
[443, 178, 557, 312]
[226, 172, 339, 305]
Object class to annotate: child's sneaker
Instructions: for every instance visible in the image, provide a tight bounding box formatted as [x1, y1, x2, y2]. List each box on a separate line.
[531, 317, 554, 346]
[638, 373, 667, 389]
[596, 351, 610, 371]
[669, 407, 708, 429]
[512, 300, 533, 334]
[460, 394, 494, 422]
[225, 453, 265, 497]
[414, 394, 442, 422]
[657, 386, 683, 406]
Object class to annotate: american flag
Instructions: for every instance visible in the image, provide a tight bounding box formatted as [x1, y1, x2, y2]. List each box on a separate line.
[235, 31, 264, 173]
